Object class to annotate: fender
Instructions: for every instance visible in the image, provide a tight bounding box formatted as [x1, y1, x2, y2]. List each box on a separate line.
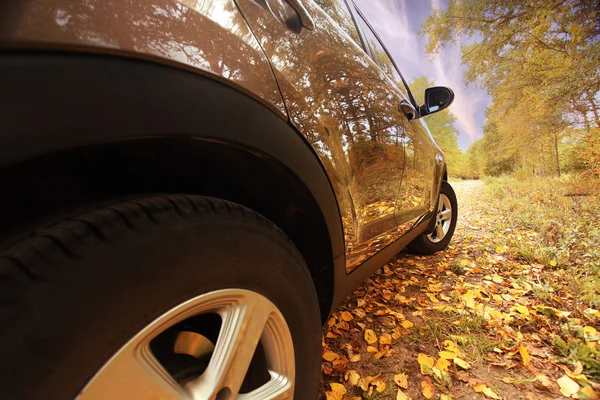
[0, 53, 347, 314]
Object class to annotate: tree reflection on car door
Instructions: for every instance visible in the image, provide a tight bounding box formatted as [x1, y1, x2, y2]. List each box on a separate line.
[236, 0, 422, 271]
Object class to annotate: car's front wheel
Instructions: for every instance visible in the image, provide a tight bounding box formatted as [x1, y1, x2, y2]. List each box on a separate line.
[0, 195, 321, 399]
[408, 180, 458, 255]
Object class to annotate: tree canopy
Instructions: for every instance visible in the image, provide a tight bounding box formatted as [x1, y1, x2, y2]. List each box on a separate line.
[423, 0, 600, 177]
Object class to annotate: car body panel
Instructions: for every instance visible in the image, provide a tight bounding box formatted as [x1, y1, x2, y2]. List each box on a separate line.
[0, 0, 448, 316]
[235, 0, 442, 272]
[0, 0, 287, 116]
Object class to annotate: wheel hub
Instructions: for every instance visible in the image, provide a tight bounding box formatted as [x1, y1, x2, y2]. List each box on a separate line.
[427, 193, 452, 243]
[77, 289, 295, 400]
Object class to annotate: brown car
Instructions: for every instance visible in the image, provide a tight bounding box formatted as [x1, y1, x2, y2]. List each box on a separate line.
[0, 0, 457, 398]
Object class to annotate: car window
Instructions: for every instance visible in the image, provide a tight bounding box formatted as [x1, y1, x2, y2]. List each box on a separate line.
[313, 0, 361, 45]
[352, 12, 410, 99]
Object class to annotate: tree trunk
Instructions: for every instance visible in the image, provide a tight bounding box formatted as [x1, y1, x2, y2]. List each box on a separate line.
[552, 129, 561, 177]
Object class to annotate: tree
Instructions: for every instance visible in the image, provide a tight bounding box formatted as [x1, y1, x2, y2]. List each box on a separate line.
[423, 0, 600, 176]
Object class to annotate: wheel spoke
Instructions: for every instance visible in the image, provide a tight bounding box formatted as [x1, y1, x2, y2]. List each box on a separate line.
[77, 343, 187, 400]
[187, 294, 275, 399]
[239, 372, 294, 400]
[435, 222, 445, 239]
[440, 209, 452, 221]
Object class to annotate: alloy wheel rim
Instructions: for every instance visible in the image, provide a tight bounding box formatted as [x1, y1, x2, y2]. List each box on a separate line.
[77, 289, 295, 400]
[427, 193, 452, 243]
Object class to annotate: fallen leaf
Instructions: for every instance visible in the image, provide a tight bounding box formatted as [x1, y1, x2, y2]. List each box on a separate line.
[394, 373, 408, 389]
[323, 351, 339, 361]
[345, 370, 360, 386]
[379, 333, 392, 345]
[473, 383, 501, 399]
[396, 389, 411, 400]
[417, 353, 435, 375]
[373, 378, 386, 393]
[557, 375, 580, 397]
[519, 345, 531, 367]
[435, 357, 451, 372]
[364, 329, 377, 344]
[421, 378, 435, 399]
[453, 357, 471, 370]
[324, 391, 342, 400]
[349, 353, 361, 362]
[514, 305, 530, 316]
[340, 311, 353, 321]
[401, 320, 414, 329]
[438, 351, 456, 360]
[329, 382, 346, 395]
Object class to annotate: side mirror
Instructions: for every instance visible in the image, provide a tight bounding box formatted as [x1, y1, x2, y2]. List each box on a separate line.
[420, 86, 454, 117]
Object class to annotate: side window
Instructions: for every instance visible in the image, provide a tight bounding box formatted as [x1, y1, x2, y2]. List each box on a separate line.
[313, 0, 361, 45]
[353, 13, 410, 98]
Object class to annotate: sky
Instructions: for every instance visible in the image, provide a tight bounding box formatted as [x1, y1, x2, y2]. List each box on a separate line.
[354, 0, 490, 151]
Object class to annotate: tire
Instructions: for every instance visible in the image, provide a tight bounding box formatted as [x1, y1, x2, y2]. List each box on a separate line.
[0, 195, 321, 399]
[408, 181, 458, 255]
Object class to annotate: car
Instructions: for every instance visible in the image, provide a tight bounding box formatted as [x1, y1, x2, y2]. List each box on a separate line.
[0, 0, 457, 398]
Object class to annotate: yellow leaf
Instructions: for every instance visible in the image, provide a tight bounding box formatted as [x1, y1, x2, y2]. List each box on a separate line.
[583, 326, 598, 339]
[379, 333, 392, 345]
[340, 311, 353, 321]
[393, 372, 408, 389]
[495, 246, 504, 253]
[426, 293, 440, 303]
[345, 370, 360, 386]
[325, 391, 342, 400]
[453, 357, 471, 370]
[329, 382, 347, 395]
[519, 346, 531, 367]
[473, 384, 501, 399]
[535, 373, 553, 388]
[436, 357, 451, 372]
[396, 389, 411, 400]
[557, 375, 580, 397]
[323, 351, 339, 361]
[417, 353, 435, 375]
[364, 329, 377, 344]
[438, 351, 456, 360]
[401, 320, 414, 329]
[579, 385, 600, 400]
[367, 345, 378, 354]
[373, 378, 386, 393]
[349, 353, 361, 362]
[421, 379, 435, 399]
[444, 340, 459, 353]
[549, 259, 557, 267]
[492, 275, 504, 283]
[514, 305, 530, 316]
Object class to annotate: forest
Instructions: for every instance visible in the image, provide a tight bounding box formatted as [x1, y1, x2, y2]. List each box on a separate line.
[417, 0, 599, 180]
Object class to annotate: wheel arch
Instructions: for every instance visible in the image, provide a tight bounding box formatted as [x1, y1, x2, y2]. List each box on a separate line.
[0, 53, 344, 321]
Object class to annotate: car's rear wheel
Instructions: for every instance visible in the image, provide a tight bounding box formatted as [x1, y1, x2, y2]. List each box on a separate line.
[408, 181, 458, 255]
[0, 195, 321, 399]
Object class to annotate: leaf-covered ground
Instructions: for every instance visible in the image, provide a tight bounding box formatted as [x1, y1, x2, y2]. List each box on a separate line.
[320, 180, 600, 400]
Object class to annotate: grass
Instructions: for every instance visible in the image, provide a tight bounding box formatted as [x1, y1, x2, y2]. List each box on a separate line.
[405, 310, 502, 363]
[483, 174, 600, 308]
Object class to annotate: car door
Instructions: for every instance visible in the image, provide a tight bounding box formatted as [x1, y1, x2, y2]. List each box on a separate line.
[235, 0, 412, 272]
[348, 3, 438, 227]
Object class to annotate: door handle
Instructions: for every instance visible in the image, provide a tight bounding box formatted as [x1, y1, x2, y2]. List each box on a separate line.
[264, 0, 315, 31]
[399, 100, 416, 121]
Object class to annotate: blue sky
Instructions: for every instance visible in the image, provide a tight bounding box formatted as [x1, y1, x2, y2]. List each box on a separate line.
[354, 0, 490, 151]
